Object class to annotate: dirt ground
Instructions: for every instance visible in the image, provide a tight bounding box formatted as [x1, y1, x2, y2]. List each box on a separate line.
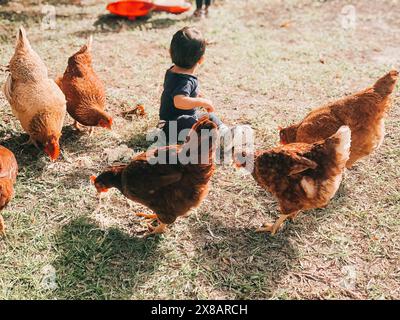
[0, 0, 399, 299]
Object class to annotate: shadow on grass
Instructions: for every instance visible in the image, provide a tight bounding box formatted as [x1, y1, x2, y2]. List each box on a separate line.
[59, 125, 91, 153]
[0, 10, 41, 24]
[60, 124, 116, 157]
[93, 13, 182, 32]
[126, 132, 154, 152]
[188, 217, 299, 299]
[58, 165, 95, 189]
[53, 217, 162, 299]
[0, 128, 49, 178]
[72, 13, 190, 38]
[0, 125, 96, 180]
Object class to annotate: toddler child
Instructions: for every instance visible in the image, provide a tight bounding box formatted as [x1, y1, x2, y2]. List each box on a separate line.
[159, 26, 228, 143]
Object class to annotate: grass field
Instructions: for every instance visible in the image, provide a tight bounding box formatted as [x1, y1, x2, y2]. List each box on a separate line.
[0, 0, 399, 300]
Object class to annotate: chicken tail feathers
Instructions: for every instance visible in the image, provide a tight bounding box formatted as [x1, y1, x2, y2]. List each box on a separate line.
[185, 116, 218, 161]
[373, 69, 399, 98]
[191, 116, 218, 134]
[87, 35, 93, 51]
[76, 35, 93, 55]
[16, 26, 31, 50]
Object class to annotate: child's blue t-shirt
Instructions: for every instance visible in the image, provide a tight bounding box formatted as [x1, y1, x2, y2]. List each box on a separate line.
[159, 67, 199, 121]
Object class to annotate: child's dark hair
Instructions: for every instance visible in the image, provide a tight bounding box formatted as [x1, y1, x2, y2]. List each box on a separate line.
[170, 27, 206, 69]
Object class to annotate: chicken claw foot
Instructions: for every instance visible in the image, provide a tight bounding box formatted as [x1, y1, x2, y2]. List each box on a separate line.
[144, 222, 167, 237]
[74, 121, 94, 136]
[73, 121, 84, 132]
[256, 223, 281, 235]
[256, 223, 274, 233]
[256, 214, 288, 235]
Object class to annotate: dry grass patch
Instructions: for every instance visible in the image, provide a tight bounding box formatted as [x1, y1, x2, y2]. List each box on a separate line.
[0, 0, 399, 299]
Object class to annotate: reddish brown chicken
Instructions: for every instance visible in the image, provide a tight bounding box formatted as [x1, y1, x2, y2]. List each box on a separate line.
[0, 146, 18, 235]
[279, 70, 398, 168]
[236, 126, 351, 235]
[56, 36, 112, 134]
[91, 117, 218, 236]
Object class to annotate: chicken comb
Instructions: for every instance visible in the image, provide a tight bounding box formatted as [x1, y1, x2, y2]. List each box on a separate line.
[90, 175, 97, 183]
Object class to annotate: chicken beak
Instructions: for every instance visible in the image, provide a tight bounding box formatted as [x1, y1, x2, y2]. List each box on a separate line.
[44, 140, 60, 161]
[99, 118, 113, 130]
[50, 151, 60, 161]
[101, 123, 112, 130]
[90, 175, 109, 193]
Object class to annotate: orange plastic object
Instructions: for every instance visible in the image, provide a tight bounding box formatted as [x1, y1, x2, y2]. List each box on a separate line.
[153, 1, 191, 14]
[106, 1, 154, 19]
[107, 1, 191, 18]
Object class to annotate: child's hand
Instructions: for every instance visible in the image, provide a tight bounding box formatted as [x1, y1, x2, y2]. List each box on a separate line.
[202, 99, 215, 113]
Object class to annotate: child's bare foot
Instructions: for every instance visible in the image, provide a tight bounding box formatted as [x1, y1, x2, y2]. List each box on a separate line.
[204, 6, 210, 17]
[193, 9, 202, 18]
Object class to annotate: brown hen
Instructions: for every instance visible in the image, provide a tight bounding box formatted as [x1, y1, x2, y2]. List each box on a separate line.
[279, 70, 398, 168]
[91, 116, 218, 236]
[236, 126, 351, 235]
[0, 146, 18, 236]
[56, 36, 112, 134]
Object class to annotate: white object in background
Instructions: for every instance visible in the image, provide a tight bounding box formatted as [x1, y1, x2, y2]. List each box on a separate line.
[339, 5, 357, 30]
[41, 5, 56, 30]
[40, 265, 58, 290]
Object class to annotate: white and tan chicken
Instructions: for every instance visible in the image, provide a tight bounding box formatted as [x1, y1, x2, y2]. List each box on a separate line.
[2, 26, 66, 161]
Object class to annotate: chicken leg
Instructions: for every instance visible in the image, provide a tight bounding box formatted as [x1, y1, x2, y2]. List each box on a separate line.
[145, 222, 167, 237]
[74, 121, 95, 136]
[288, 210, 300, 221]
[136, 212, 166, 237]
[22, 136, 39, 149]
[136, 212, 157, 221]
[256, 214, 288, 235]
[257, 210, 301, 235]
[73, 120, 84, 132]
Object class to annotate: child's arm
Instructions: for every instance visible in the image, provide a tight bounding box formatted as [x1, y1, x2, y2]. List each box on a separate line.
[174, 95, 215, 113]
